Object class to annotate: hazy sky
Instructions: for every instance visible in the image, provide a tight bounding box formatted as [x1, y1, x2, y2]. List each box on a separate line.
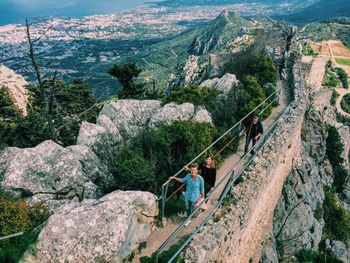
[0, 0, 159, 25]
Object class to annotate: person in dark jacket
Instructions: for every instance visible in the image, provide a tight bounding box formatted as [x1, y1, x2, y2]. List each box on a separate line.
[198, 156, 217, 196]
[243, 113, 263, 155]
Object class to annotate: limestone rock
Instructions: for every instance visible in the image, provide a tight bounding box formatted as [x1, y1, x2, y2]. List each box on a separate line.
[330, 240, 349, 263]
[0, 64, 28, 115]
[149, 102, 195, 127]
[98, 99, 161, 139]
[200, 73, 239, 94]
[22, 191, 158, 263]
[193, 107, 213, 124]
[77, 120, 122, 163]
[0, 140, 115, 202]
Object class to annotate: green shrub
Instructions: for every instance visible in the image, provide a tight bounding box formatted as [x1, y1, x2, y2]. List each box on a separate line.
[163, 86, 221, 107]
[0, 86, 22, 148]
[323, 70, 338, 87]
[295, 248, 342, 263]
[336, 67, 349, 89]
[330, 90, 339, 106]
[340, 93, 350, 115]
[111, 121, 217, 195]
[323, 189, 350, 243]
[223, 53, 277, 87]
[326, 126, 349, 193]
[0, 199, 49, 263]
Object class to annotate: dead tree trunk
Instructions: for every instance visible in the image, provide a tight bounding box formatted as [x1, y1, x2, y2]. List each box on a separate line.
[25, 18, 57, 142]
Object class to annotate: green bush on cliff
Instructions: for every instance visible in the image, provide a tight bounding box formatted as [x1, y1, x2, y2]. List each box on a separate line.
[163, 86, 221, 107]
[340, 93, 350, 114]
[0, 86, 22, 149]
[336, 67, 349, 89]
[326, 126, 349, 193]
[295, 248, 342, 263]
[323, 189, 350, 243]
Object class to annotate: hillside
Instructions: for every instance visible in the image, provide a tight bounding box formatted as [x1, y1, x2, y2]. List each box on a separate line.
[156, 0, 311, 7]
[277, 0, 350, 23]
[129, 11, 252, 91]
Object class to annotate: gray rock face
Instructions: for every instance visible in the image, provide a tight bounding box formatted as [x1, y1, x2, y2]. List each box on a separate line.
[0, 140, 115, 203]
[22, 190, 158, 263]
[149, 103, 213, 127]
[200, 73, 239, 94]
[330, 240, 350, 263]
[98, 99, 161, 139]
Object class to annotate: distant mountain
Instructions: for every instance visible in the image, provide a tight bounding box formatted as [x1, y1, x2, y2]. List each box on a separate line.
[128, 11, 251, 90]
[277, 0, 350, 23]
[189, 10, 251, 55]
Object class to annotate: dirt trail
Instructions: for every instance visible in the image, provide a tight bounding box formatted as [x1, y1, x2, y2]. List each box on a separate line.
[335, 87, 350, 118]
[133, 79, 291, 262]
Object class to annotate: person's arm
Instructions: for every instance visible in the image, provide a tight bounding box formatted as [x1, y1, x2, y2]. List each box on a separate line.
[209, 168, 217, 190]
[255, 122, 263, 140]
[200, 178, 205, 199]
[169, 174, 189, 183]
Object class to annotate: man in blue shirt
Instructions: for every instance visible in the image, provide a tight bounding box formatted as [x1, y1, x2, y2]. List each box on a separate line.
[170, 164, 204, 226]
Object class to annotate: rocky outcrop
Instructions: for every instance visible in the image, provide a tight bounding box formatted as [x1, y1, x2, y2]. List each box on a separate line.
[77, 99, 213, 162]
[0, 140, 115, 209]
[98, 99, 161, 139]
[0, 64, 28, 115]
[167, 55, 204, 92]
[22, 190, 158, 263]
[199, 73, 239, 95]
[149, 103, 212, 127]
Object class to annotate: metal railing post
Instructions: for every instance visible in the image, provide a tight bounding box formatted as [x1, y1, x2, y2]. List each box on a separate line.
[161, 185, 166, 226]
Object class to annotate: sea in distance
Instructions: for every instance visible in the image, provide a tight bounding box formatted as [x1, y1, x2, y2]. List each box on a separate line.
[0, 0, 161, 26]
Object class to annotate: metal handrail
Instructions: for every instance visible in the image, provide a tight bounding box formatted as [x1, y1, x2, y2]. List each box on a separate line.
[0, 232, 24, 241]
[159, 91, 279, 222]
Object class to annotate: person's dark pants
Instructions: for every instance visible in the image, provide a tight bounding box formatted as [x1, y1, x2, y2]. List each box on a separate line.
[204, 183, 212, 198]
[185, 199, 195, 217]
[244, 135, 257, 154]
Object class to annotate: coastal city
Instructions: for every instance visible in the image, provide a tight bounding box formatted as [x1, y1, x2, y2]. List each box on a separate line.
[0, 3, 269, 94]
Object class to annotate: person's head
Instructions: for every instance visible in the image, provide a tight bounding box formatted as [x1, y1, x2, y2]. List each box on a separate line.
[205, 155, 215, 168]
[190, 163, 198, 177]
[252, 114, 259, 124]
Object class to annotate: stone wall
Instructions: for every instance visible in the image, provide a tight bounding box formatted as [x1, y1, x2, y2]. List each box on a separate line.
[184, 58, 311, 262]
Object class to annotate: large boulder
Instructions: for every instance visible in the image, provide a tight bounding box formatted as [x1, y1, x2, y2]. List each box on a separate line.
[98, 99, 161, 139]
[77, 119, 122, 164]
[0, 141, 115, 204]
[22, 191, 158, 263]
[200, 73, 239, 94]
[149, 102, 213, 127]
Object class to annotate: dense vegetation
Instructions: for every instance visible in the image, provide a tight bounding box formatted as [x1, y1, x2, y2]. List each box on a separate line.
[323, 189, 350, 243]
[0, 80, 100, 149]
[111, 121, 226, 195]
[295, 248, 342, 263]
[336, 67, 349, 89]
[0, 196, 50, 263]
[340, 93, 350, 114]
[326, 126, 349, 193]
[0, 87, 22, 148]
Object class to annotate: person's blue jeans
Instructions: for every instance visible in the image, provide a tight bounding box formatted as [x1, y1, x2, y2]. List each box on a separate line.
[185, 199, 195, 217]
[244, 136, 257, 154]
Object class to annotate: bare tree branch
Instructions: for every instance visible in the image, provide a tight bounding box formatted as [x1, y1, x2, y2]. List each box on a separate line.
[32, 25, 53, 43]
[274, 199, 306, 239]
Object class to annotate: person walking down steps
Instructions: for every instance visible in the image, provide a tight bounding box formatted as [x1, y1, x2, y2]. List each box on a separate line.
[243, 113, 263, 155]
[169, 163, 204, 227]
[198, 156, 217, 198]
